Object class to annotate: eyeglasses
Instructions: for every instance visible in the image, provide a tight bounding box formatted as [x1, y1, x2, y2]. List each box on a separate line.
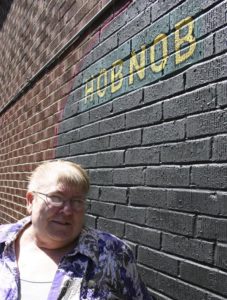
[33, 191, 86, 211]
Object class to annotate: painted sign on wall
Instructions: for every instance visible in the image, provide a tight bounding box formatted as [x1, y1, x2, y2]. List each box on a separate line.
[68, 13, 206, 113]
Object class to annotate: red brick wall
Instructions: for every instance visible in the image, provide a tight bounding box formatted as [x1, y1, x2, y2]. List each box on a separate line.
[0, 0, 128, 223]
[0, 0, 108, 111]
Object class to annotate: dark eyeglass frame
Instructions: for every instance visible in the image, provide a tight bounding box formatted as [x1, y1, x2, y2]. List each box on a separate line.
[32, 191, 86, 210]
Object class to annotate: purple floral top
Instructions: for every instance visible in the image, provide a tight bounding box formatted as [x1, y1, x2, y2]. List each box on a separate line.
[0, 217, 153, 300]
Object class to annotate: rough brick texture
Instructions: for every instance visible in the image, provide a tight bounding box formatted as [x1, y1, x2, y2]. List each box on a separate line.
[1, 0, 227, 299]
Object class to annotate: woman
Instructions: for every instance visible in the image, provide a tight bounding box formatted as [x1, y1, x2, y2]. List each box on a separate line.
[0, 160, 152, 299]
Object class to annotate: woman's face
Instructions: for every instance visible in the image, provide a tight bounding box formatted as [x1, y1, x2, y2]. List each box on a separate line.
[26, 177, 86, 249]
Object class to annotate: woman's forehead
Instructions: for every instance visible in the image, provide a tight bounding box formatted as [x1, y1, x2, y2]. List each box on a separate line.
[37, 176, 83, 194]
[55, 182, 84, 194]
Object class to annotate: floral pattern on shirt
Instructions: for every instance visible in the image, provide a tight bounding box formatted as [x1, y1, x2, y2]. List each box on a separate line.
[0, 217, 153, 300]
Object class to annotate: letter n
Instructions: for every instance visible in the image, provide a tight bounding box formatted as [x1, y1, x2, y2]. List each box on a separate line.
[129, 45, 146, 85]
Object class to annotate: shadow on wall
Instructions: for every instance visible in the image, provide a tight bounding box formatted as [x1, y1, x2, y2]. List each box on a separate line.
[0, 0, 14, 30]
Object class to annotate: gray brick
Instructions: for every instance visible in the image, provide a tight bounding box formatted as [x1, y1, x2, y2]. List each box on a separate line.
[187, 110, 227, 138]
[99, 115, 125, 134]
[126, 103, 162, 129]
[87, 186, 99, 200]
[138, 246, 178, 276]
[195, 1, 227, 38]
[213, 135, 227, 161]
[207, 294, 227, 300]
[137, 265, 157, 288]
[180, 261, 227, 297]
[85, 200, 91, 213]
[129, 187, 167, 207]
[70, 135, 110, 155]
[215, 243, 227, 271]
[115, 205, 146, 225]
[113, 167, 144, 186]
[126, 0, 157, 20]
[191, 165, 227, 190]
[72, 72, 83, 90]
[100, 10, 128, 42]
[144, 74, 184, 103]
[149, 291, 172, 300]
[97, 217, 125, 238]
[89, 102, 113, 122]
[163, 233, 214, 264]
[167, 190, 221, 216]
[79, 122, 99, 139]
[59, 113, 89, 134]
[63, 101, 79, 119]
[215, 26, 227, 54]
[96, 151, 124, 167]
[147, 208, 194, 236]
[125, 224, 161, 249]
[110, 129, 141, 149]
[57, 130, 80, 145]
[186, 54, 227, 89]
[82, 34, 118, 70]
[196, 216, 227, 242]
[145, 166, 190, 187]
[143, 120, 185, 145]
[89, 168, 113, 185]
[66, 90, 79, 106]
[118, 9, 151, 45]
[113, 89, 143, 114]
[95, 40, 131, 75]
[163, 86, 216, 120]
[155, 271, 216, 300]
[100, 186, 127, 204]
[55, 145, 69, 158]
[101, 0, 156, 40]
[163, 34, 214, 78]
[72, 86, 84, 103]
[217, 81, 227, 107]
[125, 146, 160, 165]
[58, 119, 72, 134]
[218, 193, 227, 216]
[81, 112, 91, 126]
[170, 0, 220, 30]
[85, 214, 96, 228]
[131, 13, 169, 53]
[161, 139, 211, 163]
[70, 154, 97, 168]
[152, 0, 184, 21]
[91, 201, 115, 218]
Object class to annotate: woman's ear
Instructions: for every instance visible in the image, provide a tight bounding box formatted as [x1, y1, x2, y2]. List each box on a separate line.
[26, 192, 34, 214]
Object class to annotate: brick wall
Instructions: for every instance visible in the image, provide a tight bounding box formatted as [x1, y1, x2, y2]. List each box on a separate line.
[1, 0, 227, 299]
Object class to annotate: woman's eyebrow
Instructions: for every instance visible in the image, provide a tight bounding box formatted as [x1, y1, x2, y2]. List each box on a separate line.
[48, 191, 64, 196]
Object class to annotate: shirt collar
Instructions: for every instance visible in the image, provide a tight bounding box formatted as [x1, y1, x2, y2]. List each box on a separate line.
[66, 227, 99, 265]
[0, 216, 31, 245]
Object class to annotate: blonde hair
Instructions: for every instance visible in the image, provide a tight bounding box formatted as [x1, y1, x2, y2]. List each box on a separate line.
[27, 160, 90, 193]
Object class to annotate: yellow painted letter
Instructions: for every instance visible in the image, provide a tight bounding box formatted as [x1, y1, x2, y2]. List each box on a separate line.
[129, 45, 146, 85]
[85, 77, 94, 103]
[97, 69, 107, 98]
[150, 33, 168, 73]
[111, 60, 123, 94]
[175, 17, 196, 65]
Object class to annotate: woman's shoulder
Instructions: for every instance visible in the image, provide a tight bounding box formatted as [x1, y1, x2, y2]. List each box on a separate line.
[0, 216, 30, 243]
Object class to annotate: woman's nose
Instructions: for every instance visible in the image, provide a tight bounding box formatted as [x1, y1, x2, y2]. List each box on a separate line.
[60, 200, 73, 214]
